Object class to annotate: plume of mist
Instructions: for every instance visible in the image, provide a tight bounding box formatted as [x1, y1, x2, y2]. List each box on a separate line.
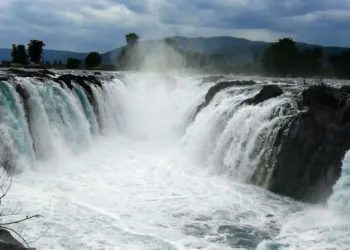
[112, 39, 194, 74]
[137, 40, 187, 73]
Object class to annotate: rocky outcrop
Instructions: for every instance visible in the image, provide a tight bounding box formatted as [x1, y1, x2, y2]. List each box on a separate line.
[195, 81, 350, 203]
[245, 85, 284, 105]
[194, 80, 257, 117]
[7, 68, 55, 79]
[0, 229, 36, 249]
[251, 84, 350, 203]
[55, 74, 102, 89]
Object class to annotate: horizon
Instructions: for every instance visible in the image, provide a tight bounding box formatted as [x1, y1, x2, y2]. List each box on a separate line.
[1, 0, 350, 52]
[1, 35, 349, 54]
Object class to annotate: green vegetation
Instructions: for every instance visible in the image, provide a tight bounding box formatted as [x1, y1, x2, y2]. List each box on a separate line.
[329, 50, 350, 79]
[28, 40, 45, 64]
[259, 37, 350, 79]
[260, 38, 323, 77]
[1, 34, 349, 78]
[117, 32, 141, 70]
[11, 44, 28, 65]
[85, 52, 102, 69]
[66, 58, 82, 69]
[117, 33, 232, 72]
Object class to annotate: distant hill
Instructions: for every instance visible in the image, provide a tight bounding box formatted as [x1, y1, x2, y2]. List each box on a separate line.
[101, 36, 348, 66]
[0, 36, 348, 66]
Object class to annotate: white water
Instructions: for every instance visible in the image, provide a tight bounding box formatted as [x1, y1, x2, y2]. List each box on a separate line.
[1, 72, 350, 249]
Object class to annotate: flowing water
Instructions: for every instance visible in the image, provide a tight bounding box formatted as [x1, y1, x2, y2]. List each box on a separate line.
[1, 72, 350, 250]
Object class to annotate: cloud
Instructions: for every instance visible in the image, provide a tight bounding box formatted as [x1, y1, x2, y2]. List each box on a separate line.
[0, 0, 349, 52]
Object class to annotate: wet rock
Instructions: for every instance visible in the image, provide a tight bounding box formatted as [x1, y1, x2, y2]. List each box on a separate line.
[7, 68, 54, 79]
[7, 68, 31, 77]
[15, 84, 31, 120]
[55, 74, 74, 89]
[0, 229, 36, 249]
[251, 84, 350, 203]
[204, 81, 256, 105]
[0, 75, 11, 82]
[245, 85, 284, 105]
[194, 80, 257, 117]
[38, 69, 55, 76]
[94, 72, 102, 75]
[15, 84, 36, 154]
[302, 84, 341, 109]
[55, 74, 103, 90]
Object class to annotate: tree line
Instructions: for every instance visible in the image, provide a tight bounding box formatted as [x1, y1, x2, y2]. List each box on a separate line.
[258, 37, 350, 79]
[117, 33, 231, 72]
[3, 35, 350, 78]
[2, 40, 103, 70]
[117, 33, 350, 79]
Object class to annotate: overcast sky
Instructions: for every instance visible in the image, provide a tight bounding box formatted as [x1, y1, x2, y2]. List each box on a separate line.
[1, 0, 350, 52]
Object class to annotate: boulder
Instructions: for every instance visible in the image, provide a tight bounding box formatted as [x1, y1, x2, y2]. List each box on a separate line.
[0, 229, 36, 249]
[251, 85, 350, 203]
[194, 80, 257, 117]
[245, 85, 284, 105]
[7, 69, 54, 79]
[7, 69, 31, 78]
[38, 69, 55, 77]
[55, 74, 103, 90]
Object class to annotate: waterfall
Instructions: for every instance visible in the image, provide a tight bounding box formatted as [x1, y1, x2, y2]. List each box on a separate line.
[72, 84, 100, 136]
[91, 85, 115, 134]
[17, 78, 55, 159]
[0, 80, 35, 163]
[0, 75, 124, 171]
[2, 71, 350, 250]
[38, 81, 92, 152]
[182, 84, 299, 186]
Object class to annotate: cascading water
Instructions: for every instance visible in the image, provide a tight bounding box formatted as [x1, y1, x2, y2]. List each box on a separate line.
[1, 71, 350, 250]
[72, 84, 99, 136]
[38, 80, 92, 152]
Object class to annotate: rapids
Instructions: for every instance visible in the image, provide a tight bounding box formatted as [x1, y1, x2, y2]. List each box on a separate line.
[1, 72, 350, 250]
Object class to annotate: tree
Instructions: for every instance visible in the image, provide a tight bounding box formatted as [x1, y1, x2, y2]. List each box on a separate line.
[164, 38, 176, 47]
[45, 61, 51, 67]
[261, 38, 300, 76]
[28, 40, 45, 64]
[66, 58, 81, 69]
[299, 47, 323, 77]
[16, 45, 28, 65]
[11, 44, 18, 63]
[125, 33, 139, 46]
[85, 52, 102, 68]
[11, 45, 28, 65]
[58, 60, 63, 66]
[1, 61, 11, 67]
[117, 33, 141, 70]
[53, 60, 58, 67]
[329, 50, 350, 79]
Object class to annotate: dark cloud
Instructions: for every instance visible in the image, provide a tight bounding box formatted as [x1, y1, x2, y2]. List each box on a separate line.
[0, 0, 349, 52]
